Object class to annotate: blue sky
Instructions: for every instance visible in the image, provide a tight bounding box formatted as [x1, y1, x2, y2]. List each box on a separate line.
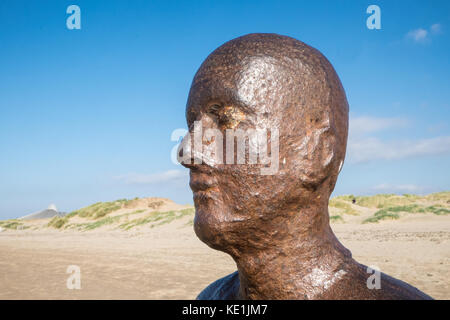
[1, 0, 449, 219]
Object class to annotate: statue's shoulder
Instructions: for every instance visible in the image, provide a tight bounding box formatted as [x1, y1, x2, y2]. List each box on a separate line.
[378, 270, 433, 300]
[353, 263, 433, 300]
[196, 271, 240, 300]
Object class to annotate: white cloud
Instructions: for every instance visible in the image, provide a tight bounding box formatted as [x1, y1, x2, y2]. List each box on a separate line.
[430, 23, 442, 34]
[372, 183, 426, 194]
[406, 23, 443, 43]
[349, 116, 408, 136]
[347, 135, 450, 163]
[347, 116, 450, 163]
[115, 170, 188, 185]
[406, 28, 428, 43]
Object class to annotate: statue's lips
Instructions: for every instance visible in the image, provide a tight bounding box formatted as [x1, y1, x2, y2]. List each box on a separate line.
[189, 171, 217, 192]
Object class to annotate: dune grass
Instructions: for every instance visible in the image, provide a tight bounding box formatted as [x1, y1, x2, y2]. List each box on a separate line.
[363, 203, 450, 223]
[75, 215, 123, 231]
[334, 192, 450, 210]
[64, 197, 168, 220]
[48, 200, 143, 229]
[424, 205, 450, 215]
[68, 201, 122, 219]
[0, 220, 28, 230]
[378, 204, 450, 215]
[363, 211, 400, 224]
[119, 208, 195, 230]
[329, 215, 344, 222]
[424, 191, 450, 201]
[64, 209, 147, 231]
[344, 194, 413, 209]
[48, 216, 69, 229]
[148, 200, 164, 209]
[328, 199, 359, 215]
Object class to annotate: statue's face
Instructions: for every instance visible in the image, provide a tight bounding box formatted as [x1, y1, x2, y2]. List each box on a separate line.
[180, 34, 348, 251]
[179, 56, 288, 250]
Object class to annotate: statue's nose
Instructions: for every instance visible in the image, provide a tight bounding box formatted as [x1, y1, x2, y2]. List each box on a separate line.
[178, 133, 201, 169]
[178, 133, 190, 166]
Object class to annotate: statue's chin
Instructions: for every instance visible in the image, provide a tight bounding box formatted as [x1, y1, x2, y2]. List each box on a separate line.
[193, 196, 244, 252]
[193, 208, 227, 250]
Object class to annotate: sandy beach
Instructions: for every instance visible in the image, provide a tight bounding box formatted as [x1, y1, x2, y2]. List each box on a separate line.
[0, 211, 449, 299]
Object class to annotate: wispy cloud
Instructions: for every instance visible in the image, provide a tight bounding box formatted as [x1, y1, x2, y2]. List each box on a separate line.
[348, 135, 450, 163]
[430, 23, 442, 34]
[406, 23, 442, 44]
[371, 183, 426, 194]
[347, 116, 450, 163]
[349, 116, 408, 136]
[115, 170, 188, 185]
[406, 28, 428, 43]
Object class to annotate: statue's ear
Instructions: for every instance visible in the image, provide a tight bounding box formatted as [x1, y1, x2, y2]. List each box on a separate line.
[294, 122, 339, 189]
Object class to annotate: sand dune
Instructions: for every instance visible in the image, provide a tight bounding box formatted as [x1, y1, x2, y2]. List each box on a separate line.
[0, 193, 449, 299]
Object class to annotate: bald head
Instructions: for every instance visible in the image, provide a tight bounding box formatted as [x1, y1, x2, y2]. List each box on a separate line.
[181, 33, 349, 250]
[187, 33, 348, 190]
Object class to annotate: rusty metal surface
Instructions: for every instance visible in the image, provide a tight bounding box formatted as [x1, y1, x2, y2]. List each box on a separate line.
[180, 33, 432, 300]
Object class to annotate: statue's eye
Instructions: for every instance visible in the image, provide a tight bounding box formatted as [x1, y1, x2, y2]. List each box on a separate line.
[208, 104, 229, 126]
[207, 104, 245, 129]
[208, 104, 222, 115]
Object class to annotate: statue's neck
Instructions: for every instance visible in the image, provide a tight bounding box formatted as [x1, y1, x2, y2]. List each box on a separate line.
[231, 206, 352, 299]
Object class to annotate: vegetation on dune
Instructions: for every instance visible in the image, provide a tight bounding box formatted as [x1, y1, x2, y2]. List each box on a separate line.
[64, 209, 146, 231]
[65, 197, 165, 220]
[45, 196, 186, 231]
[149, 201, 164, 209]
[334, 194, 412, 209]
[0, 220, 28, 230]
[328, 199, 359, 215]
[334, 192, 450, 210]
[48, 216, 69, 229]
[329, 215, 344, 222]
[379, 204, 450, 215]
[119, 208, 195, 230]
[424, 191, 450, 202]
[428, 205, 450, 215]
[73, 215, 123, 231]
[47, 199, 148, 229]
[363, 203, 450, 223]
[362, 211, 400, 224]
[68, 201, 123, 219]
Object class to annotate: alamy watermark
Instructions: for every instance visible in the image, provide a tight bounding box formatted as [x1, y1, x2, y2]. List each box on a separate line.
[66, 5, 81, 30]
[366, 5, 381, 30]
[171, 121, 280, 175]
[366, 265, 381, 289]
[66, 265, 81, 290]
